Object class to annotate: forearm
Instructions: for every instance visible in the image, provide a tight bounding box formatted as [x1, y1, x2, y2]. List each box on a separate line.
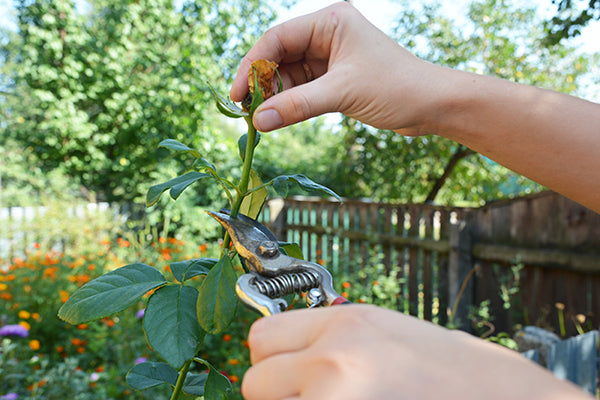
[426, 67, 600, 212]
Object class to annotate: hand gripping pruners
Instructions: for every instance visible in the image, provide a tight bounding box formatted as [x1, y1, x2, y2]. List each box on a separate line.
[207, 210, 350, 316]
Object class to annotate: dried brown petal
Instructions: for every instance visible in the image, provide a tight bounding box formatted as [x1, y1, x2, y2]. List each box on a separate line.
[248, 59, 278, 99]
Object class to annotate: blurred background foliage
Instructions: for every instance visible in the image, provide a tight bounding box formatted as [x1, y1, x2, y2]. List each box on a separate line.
[0, 0, 598, 217]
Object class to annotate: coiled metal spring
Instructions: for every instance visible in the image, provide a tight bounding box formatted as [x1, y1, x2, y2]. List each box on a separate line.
[254, 270, 320, 298]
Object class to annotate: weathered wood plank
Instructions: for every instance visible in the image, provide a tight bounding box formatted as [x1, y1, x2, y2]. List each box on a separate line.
[547, 330, 599, 395]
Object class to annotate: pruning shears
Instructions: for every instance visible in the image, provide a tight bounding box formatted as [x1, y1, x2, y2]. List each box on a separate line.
[207, 210, 350, 317]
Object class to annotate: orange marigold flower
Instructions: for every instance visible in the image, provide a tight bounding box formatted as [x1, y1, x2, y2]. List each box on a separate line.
[342, 282, 351, 289]
[29, 339, 41, 351]
[199, 244, 208, 254]
[0, 283, 8, 291]
[5, 274, 16, 281]
[77, 324, 88, 330]
[102, 318, 115, 327]
[0, 293, 13, 300]
[228, 359, 240, 366]
[19, 310, 31, 319]
[317, 258, 325, 266]
[71, 338, 82, 346]
[159, 237, 167, 244]
[87, 264, 96, 271]
[223, 334, 232, 343]
[19, 321, 31, 331]
[95, 366, 105, 373]
[32, 312, 40, 320]
[168, 237, 178, 244]
[33, 242, 40, 249]
[56, 346, 65, 353]
[341, 292, 349, 298]
[77, 346, 86, 354]
[59, 290, 70, 303]
[229, 375, 240, 383]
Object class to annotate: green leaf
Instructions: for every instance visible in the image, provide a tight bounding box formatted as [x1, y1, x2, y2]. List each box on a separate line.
[208, 81, 248, 118]
[196, 358, 232, 400]
[146, 171, 211, 206]
[279, 242, 304, 260]
[272, 174, 342, 201]
[126, 362, 178, 390]
[144, 285, 205, 370]
[192, 157, 217, 175]
[158, 139, 201, 158]
[248, 66, 265, 115]
[238, 132, 261, 161]
[183, 373, 208, 396]
[239, 169, 267, 219]
[197, 255, 238, 334]
[58, 263, 166, 324]
[171, 258, 218, 283]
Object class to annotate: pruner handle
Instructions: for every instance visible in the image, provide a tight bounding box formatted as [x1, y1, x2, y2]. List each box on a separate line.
[331, 296, 351, 306]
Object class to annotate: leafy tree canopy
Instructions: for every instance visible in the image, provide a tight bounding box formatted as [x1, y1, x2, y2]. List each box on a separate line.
[313, 0, 595, 205]
[0, 0, 277, 205]
[545, 0, 600, 44]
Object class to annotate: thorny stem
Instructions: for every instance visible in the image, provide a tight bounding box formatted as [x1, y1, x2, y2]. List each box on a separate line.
[170, 359, 192, 400]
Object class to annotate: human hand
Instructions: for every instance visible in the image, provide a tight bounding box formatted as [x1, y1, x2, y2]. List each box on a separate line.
[230, 2, 441, 134]
[241, 304, 591, 400]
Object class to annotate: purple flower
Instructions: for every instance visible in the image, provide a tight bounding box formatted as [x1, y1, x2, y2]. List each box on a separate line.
[90, 372, 100, 382]
[0, 324, 29, 338]
[134, 357, 147, 365]
[136, 309, 145, 319]
[1, 393, 19, 400]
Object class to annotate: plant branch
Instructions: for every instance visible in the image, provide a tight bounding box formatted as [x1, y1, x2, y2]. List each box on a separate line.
[170, 360, 192, 400]
[425, 145, 475, 204]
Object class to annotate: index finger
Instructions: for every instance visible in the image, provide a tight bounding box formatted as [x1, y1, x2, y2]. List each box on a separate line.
[247, 304, 366, 364]
[230, 3, 341, 101]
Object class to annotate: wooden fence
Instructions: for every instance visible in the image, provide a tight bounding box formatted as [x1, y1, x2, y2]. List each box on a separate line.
[0, 202, 115, 260]
[260, 191, 600, 336]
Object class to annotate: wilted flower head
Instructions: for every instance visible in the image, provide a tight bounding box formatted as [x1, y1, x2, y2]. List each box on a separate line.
[243, 59, 279, 111]
[0, 324, 29, 338]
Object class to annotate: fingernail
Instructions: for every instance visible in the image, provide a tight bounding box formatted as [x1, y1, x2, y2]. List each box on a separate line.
[254, 109, 283, 131]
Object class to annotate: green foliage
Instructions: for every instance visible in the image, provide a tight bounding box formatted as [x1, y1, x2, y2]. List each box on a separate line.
[0, 0, 277, 204]
[144, 285, 205, 370]
[313, 0, 594, 205]
[545, 0, 600, 45]
[196, 255, 239, 335]
[58, 263, 167, 324]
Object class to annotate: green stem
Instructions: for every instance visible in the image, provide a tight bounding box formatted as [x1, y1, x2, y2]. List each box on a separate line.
[223, 117, 258, 251]
[231, 118, 257, 217]
[170, 360, 192, 400]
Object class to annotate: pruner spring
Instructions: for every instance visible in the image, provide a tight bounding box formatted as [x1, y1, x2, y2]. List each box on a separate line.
[207, 210, 350, 316]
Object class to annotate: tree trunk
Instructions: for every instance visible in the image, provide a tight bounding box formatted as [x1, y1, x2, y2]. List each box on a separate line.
[425, 145, 475, 203]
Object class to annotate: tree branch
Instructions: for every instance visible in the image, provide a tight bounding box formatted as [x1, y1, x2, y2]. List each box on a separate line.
[425, 145, 475, 204]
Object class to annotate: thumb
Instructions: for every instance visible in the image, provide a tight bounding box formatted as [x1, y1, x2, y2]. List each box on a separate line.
[253, 76, 339, 131]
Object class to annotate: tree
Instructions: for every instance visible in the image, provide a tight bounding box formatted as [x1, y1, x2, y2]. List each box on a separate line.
[0, 0, 277, 204]
[323, 0, 593, 205]
[545, 0, 600, 44]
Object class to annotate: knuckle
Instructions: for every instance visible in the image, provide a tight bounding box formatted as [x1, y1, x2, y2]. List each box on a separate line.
[286, 90, 312, 122]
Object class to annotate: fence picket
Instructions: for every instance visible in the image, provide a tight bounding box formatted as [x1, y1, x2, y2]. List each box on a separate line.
[261, 192, 600, 336]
